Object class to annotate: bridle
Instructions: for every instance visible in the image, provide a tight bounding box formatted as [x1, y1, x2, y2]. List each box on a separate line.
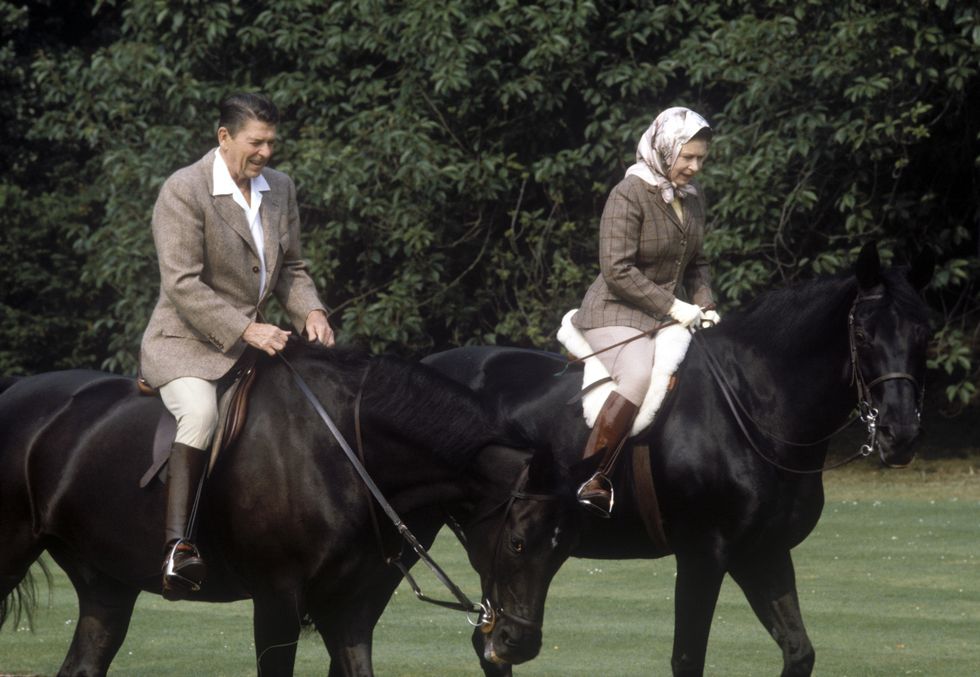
[693, 291, 924, 474]
[450, 464, 562, 636]
[847, 294, 924, 440]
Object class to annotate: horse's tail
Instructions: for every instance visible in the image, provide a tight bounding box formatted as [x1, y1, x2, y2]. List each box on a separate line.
[0, 559, 52, 633]
[0, 375, 22, 396]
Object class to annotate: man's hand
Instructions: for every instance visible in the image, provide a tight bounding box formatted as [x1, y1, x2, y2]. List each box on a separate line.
[304, 310, 335, 347]
[242, 322, 291, 356]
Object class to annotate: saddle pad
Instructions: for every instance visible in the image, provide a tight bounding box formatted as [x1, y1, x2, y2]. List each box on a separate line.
[556, 309, 691, 436]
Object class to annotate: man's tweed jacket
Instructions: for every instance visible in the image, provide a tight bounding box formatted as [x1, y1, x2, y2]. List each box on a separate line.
[573, 174, 715, 332]
[140, 149, 325, 387]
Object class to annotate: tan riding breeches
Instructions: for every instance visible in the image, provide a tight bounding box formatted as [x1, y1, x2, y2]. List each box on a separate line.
[583, 326, 656, 407]
[159, 376, 219, 449]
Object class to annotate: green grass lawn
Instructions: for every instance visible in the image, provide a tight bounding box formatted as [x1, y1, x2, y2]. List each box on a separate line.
[2, 459, 977, 676]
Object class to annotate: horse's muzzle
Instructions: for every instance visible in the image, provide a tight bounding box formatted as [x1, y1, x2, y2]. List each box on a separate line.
[481, 605, 543, 665]
[876, 422, 920, 468]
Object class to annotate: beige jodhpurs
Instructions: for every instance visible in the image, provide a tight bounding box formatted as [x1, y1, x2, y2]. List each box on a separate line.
[583, 326, 656, 407]
[159, 377, 219, 449]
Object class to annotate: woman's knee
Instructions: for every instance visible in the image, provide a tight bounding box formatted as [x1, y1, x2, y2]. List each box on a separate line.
[615, 372, 652, 407]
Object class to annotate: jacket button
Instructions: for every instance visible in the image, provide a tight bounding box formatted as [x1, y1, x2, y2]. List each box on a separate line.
[252, 266, 260, 273]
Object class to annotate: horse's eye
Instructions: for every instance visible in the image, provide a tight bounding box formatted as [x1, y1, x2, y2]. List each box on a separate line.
[510, 536, 525, 554]
[855, 330, 868, 344]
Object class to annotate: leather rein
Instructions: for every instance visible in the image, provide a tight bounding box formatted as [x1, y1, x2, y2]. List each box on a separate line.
[276, 351, 489, 624]
[691, 292, 923, 474]
[279, 349, 550, 634]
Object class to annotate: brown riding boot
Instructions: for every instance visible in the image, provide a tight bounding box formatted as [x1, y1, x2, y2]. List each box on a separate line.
[576, 391, 640, 518]
[162, 442, 209, 599]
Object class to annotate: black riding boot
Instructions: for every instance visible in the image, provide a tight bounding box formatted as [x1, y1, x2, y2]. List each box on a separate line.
[576, 391, 639, 518]
[162, 442, 209, 599]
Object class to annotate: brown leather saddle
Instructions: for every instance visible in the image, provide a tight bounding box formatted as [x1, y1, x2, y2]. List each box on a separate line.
[138, 351, 259, 488]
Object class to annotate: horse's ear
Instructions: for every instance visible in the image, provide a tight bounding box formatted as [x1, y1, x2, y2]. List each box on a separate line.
[855, 241, 881, 290]
[525, 449, 557, 493]
[908, 247, 935, 291]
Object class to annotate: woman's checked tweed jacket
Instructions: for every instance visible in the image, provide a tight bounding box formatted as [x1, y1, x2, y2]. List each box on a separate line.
[573, 174, 714, 332]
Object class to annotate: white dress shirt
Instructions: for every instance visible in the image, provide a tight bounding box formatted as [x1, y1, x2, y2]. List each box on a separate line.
[212, 148, 271, 299]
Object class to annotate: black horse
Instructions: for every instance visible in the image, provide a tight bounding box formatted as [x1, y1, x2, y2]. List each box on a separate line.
[0, 345, 575, 676]
[424, 243, 934, 676]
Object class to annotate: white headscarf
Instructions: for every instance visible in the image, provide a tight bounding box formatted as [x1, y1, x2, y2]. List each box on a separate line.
[625, 107, 711, 204]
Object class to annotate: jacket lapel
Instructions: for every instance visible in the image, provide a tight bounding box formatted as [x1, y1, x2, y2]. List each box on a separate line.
[646, 183, 686, 233]
[205, 149, 260, 258]
[213, 195, 258, 256]
[259, 182, 283, 295]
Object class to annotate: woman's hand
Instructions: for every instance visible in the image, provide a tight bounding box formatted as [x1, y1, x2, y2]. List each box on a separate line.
[242, 322, 291, 356]
[304, 310, 335, 347]
[701, 309, 721, 328]
[668, 299, 703, 328]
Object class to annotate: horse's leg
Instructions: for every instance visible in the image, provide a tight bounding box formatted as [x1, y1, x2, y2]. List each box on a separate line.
[729, 550, 815, 677]
[53, 557, 140, 677]
[315, 603, 375, 677]
[312, 566, 403, 677]
[310, 588, 382, 677]
[671, 553, 726, 676]
[471, 627, 513, 677]
[252, 586, 304, 677]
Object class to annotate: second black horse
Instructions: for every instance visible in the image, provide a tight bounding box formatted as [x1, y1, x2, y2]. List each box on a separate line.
[425, 243, 934, 676]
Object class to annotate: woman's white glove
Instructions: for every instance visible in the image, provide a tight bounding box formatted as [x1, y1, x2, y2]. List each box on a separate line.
[701, 309, 721, 328]
[668, 299, 703, 328]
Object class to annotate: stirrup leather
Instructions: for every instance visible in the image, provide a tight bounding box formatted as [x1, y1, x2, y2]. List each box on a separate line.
[163, 539, 204, 592]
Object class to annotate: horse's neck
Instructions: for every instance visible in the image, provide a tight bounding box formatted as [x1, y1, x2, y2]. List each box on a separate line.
[725, 279, 858, 436]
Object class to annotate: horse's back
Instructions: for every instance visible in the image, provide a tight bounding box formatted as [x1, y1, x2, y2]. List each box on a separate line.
[0, 370, 165, 566]
[0, 369, 142, 453]
[424, 345, 571, 394]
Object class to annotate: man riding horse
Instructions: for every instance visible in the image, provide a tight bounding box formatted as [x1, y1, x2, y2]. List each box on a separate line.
[139, 92, 334, 597]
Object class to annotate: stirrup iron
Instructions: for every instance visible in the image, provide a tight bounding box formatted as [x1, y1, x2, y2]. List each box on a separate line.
[163, 539, 203, 592]
[576, 471, 615, 517]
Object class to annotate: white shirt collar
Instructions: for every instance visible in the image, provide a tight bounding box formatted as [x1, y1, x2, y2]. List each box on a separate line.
[212, 147, 270, 196]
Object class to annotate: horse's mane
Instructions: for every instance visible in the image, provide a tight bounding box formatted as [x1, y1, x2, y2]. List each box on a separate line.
[719, 266, 927, 354]
[275, 342, 499, 470]
[721, 275, 854, 354]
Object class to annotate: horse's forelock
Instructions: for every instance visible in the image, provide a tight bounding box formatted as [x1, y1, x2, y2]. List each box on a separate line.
[882, 267, 930, 324]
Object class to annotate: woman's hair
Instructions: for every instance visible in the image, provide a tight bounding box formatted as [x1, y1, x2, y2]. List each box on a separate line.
[218, 93, 280, 136]
[690, 127, 713, 143]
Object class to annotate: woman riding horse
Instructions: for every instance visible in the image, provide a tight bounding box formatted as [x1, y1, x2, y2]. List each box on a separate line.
[572, 107, 721, 516]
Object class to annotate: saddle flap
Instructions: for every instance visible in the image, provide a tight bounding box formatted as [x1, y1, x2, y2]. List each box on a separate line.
[139, 356, 259, 488]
